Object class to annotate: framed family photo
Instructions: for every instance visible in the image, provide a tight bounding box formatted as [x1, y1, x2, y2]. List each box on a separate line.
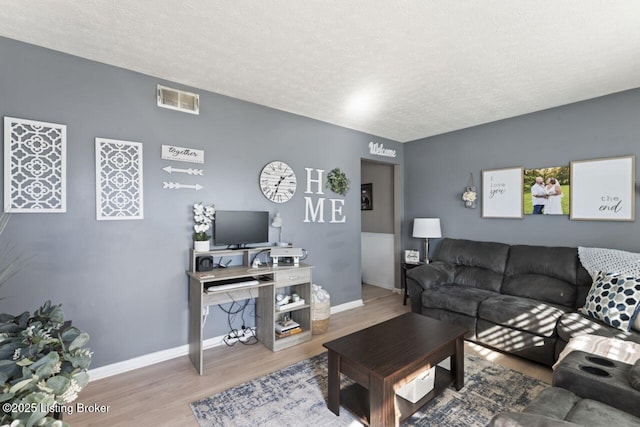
[570, 155, 635, 221]
[482, 167, 524, 219]
[523, 166, 570, 215]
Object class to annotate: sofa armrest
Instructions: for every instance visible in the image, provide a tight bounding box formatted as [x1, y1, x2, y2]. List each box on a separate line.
[405, 261, 455, 313]
[552, 350, 640, 418]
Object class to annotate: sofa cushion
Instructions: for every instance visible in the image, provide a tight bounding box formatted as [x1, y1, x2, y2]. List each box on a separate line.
[523, 387, 580, 421]
[580, 271, 640, 332]
[477, 319, 556, 366]
[503, 245, 584, 307]
[479, 295, 570, 337]
[488, 412, 580, 426]
[422, 308, 476, 339]
[451, 265, 505, 293]
[556, 312, 640, 344]
[522, 387, 640, 426]
[566, 398, 640, 426]
[434, 238, 510, 271]
[432, 239, 510, 292]
[421, 284, 497, 317]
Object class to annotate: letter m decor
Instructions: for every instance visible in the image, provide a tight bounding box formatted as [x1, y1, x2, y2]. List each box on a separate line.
[4, 117, 67, 213]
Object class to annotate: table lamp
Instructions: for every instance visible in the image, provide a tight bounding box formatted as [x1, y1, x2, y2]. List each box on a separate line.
[412, 218, 441, 263]
[272, 212, 288, 246]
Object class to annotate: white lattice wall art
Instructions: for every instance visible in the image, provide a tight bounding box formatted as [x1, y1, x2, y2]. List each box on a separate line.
[4, 117, 67, 212]
[95, 138, 144, 220]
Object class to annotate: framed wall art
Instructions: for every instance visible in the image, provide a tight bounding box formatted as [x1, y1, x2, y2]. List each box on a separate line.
[570, 155, 635, 221]
[404, 250, 420, 264]
[482, 166, 524, 219]
[4, 116, 67, 213]
[95, 138, 144, 220]
[523, 166, 570, 215]
[361, 183, 373, 210]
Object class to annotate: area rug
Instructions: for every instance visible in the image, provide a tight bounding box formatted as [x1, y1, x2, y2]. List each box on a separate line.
[190, 353, 548, 426]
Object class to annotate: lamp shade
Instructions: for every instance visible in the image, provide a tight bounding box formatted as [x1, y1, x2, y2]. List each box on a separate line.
[412, 218, 441, 238]
[271, 212, 283, 228]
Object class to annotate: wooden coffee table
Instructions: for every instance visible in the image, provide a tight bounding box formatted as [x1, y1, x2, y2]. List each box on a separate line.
[323, 313, 467, 427]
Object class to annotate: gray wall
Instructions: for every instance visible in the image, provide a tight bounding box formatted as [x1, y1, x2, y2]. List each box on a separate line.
[361, 160, 394, 233]
[0, 37, 403, 368]
[404, 88, 640, 256]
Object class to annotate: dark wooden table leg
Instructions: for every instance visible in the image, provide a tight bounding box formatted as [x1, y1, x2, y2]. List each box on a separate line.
[451, 336, 464, 390]
[369, 375, 397, 427]
[401, 265, 408, 305]
[327, 350, 340, 416]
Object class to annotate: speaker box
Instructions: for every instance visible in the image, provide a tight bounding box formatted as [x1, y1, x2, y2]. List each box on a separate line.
[196, 256, 214, 272]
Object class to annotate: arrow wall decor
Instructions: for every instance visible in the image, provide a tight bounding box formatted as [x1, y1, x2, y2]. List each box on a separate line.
[162, 165, 204, 176]
[162, 182, 203, 191]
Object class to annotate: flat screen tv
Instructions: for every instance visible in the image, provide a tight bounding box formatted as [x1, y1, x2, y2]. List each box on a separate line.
[213, 210, 269, 247]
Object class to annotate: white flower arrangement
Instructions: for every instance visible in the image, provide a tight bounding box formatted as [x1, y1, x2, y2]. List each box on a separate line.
[462, 190, 477, 202]
[193, 203, 215, 241]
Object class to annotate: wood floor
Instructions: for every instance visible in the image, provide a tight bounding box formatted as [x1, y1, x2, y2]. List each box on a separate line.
[68, 285, 551, 426]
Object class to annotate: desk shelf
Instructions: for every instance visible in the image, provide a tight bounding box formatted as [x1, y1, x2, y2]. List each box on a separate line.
[275, 303, 311, 313]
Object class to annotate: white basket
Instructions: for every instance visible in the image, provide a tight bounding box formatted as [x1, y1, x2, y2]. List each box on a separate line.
[396, 367, 435, 403]
[312, 284, 330, 334]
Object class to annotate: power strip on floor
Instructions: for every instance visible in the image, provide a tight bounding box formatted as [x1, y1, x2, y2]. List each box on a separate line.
[223, 327, 257, 345]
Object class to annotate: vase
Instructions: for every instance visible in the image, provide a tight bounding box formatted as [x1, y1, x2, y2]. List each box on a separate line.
[193, 240, 210, 252]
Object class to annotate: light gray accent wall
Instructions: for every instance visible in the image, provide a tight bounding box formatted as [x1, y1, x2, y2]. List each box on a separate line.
[0, 37, 403, 368]
[404, 88, 640, 257]
[361, 160, 394, 234]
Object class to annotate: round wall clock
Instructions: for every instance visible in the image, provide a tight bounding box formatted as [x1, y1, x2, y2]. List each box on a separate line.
[259, 161, 297, 203]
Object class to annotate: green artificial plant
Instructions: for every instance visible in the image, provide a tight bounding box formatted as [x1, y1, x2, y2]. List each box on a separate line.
[326, 168, 350, 196]
[0, 301, 92, 427]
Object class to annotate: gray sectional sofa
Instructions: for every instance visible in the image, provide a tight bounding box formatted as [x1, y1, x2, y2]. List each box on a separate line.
[406, 238, 640, 366]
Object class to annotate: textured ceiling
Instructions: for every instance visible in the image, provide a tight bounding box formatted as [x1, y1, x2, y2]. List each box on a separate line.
[1, 1, 640, 142]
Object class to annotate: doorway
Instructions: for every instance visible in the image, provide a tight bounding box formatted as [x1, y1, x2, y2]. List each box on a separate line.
[360, 159, 401, 292]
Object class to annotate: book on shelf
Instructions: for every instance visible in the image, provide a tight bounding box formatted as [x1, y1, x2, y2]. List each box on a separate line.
[276, 327, 302, 339]
[275, 319, 300, 334]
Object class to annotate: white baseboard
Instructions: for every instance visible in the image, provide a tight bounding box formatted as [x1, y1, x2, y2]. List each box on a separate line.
[88, 333, 227, 382]
[330, 299, 364, 314]
[89, 299, 364, 381]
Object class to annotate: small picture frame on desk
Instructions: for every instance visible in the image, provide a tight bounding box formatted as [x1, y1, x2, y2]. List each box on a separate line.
[404, 250, 420, 264]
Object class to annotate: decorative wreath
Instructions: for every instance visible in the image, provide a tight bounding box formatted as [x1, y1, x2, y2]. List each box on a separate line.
[326, 168, 350, 196]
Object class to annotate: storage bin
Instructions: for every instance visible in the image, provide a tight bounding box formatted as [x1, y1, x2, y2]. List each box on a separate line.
[396, 366, 436, 403]
[311, 284, 330, 334]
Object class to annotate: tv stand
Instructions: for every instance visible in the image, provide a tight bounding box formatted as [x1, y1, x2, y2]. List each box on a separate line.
[187, 246, 313, 375]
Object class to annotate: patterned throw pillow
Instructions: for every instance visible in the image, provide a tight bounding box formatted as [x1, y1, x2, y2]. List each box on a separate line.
[580, 271, 640, 332]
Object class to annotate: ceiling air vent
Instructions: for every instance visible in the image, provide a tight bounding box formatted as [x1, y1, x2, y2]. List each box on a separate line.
[157, 85, 200, 115]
